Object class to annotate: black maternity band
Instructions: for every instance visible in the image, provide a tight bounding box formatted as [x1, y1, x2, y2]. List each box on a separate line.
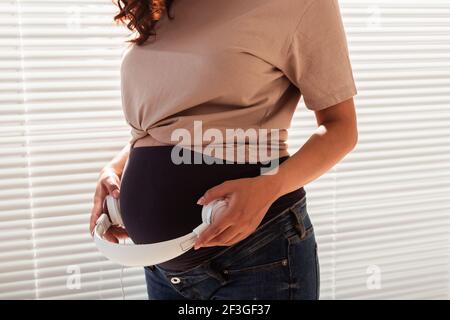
[119, 145, 306, 272]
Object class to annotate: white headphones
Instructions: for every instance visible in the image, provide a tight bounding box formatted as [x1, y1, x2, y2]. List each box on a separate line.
[93, 195, 228, 267]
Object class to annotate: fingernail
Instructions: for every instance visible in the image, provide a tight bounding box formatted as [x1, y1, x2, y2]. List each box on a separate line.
[112, 190, 119, 198]
[196, 196, 205, 205]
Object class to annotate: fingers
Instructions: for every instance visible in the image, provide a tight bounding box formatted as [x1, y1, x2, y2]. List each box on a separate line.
[110, 226, 129, 240]
[194, 203, 260, 249]
[197, 181, 233, 205]
[91, 226, 127, 243]
[200, 226, 245, 247]
[224, 232, 247, 246]
[89, 186, 105, 236]
[89, 171, 121, 237]
[103, 230, 119, 244]
[104, 227, 129, 244]
[104, 175, 120, 199]
[194, 219, 232, 249]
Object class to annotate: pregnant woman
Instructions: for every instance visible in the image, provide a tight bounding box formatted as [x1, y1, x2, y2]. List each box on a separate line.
[90, 0, 358, 300]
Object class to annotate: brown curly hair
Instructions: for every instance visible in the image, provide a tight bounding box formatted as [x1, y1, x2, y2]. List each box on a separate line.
[113, 0, 175, 45]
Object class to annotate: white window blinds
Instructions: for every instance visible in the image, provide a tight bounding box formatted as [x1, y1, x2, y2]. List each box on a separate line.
[290, 0, 450, 299]
[1, 0, 145, 299]
[0, 0, 449, 300]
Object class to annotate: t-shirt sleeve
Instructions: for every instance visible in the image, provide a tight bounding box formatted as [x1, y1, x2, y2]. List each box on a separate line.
[281, 0, 357, 111]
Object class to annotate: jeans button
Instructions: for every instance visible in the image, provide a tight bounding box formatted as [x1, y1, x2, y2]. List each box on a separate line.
[170, 277, 181, 284]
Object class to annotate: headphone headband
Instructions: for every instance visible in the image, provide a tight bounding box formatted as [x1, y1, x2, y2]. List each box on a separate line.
[94, 195, 227, 267]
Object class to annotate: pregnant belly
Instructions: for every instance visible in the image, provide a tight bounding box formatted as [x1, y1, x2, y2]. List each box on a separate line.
[119, 145, 284, 245]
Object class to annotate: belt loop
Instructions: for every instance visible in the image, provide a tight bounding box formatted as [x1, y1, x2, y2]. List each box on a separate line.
[146, 265, 156, 272]
[289, 206, 307, 240]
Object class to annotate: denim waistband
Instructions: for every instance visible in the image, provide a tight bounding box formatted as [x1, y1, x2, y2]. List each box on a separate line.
[154, 193, 310, 278]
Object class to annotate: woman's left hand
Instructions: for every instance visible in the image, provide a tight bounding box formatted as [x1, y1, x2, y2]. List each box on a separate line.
[194, 175, 281, 249]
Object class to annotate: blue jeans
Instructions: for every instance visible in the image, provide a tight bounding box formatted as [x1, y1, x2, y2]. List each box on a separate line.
[144, 195, 320, 300]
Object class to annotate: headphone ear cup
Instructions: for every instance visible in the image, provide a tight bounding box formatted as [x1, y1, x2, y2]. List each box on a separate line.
[210, 199, 228, 224]
[200, 198, 229, 225]
[106, 195, 124, 226]
[201, 201, 213, 225]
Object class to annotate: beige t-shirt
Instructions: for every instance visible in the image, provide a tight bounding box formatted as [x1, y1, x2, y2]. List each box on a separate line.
[120, 0, 357, 162]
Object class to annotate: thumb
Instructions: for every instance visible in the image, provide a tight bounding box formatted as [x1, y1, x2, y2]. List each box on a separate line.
[197, 181, 233, 205]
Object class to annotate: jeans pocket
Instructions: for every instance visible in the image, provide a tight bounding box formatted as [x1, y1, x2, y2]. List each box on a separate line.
[215, 228, 289, 276]
[224, 257, 288, 274]
[215, 256, 290, 300]
[287, 228, 318, 300]
[212, 225, 286, 271]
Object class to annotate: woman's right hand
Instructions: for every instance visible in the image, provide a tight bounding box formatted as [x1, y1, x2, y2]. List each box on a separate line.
[89, 167, 129, 243]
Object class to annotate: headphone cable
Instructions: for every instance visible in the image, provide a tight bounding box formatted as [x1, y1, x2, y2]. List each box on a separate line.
[119, 238, 125, 300]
